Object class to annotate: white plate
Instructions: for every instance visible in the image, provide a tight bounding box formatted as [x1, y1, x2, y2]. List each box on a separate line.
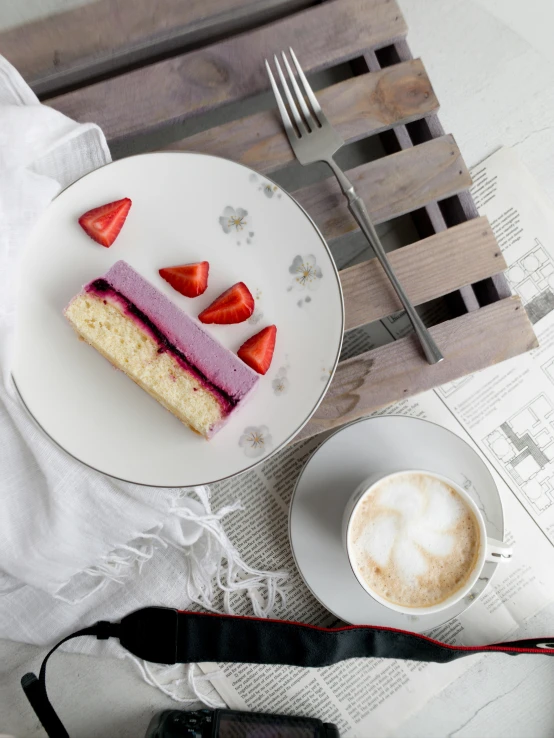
[289, 416, 504, 631]
[13, 153, 344, 487]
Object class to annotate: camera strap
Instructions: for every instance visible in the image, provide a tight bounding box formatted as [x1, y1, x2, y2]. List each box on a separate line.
[22, 606, 554, 738]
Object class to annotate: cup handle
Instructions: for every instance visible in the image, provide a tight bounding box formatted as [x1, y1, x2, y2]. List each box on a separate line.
[486, 538, 513, 564]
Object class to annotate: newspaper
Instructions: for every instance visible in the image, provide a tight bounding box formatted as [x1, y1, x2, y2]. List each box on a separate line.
[199, 148, 554, 736]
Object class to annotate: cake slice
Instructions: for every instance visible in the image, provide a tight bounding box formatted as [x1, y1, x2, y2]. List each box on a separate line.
[64, 260, 259, 438]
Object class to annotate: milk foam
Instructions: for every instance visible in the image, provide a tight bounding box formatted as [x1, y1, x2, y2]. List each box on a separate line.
[349, 473, 480, 608]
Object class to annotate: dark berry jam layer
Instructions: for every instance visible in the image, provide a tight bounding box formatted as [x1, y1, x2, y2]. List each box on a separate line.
[88, 279, 235, 412]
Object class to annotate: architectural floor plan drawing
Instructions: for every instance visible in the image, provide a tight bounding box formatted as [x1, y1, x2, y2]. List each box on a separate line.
[542, 357, 554, 387]
[505, 238, 554, 324]
[437, 376, 473, 398]
[485, 394, 554, 514]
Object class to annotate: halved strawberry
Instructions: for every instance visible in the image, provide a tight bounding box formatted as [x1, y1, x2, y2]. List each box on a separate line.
[198, 282, 254, 324]
[78, 198, 132, 247]
[237, 325, 277, 375]
[159, 261, 209, 298]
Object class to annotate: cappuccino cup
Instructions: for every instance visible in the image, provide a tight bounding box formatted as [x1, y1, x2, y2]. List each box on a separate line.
[343, 469, 512, 616]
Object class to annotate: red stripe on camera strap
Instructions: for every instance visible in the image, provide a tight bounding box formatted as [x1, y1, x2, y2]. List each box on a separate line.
[21, 607, 554, 737]
[175, 609, 554, 657]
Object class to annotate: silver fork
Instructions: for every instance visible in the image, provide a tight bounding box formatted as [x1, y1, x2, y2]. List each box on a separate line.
[265, 49, 443, 365]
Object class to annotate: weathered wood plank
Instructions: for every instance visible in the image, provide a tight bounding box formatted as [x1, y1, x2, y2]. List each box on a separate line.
[293, 135, 471, 240]
[362, 42, 481, 314]
[341, 217, 505, 331]
[4, 0, 314, 96]
[46, 0, 407, 142]
[298, 296, 537, 441]
[165, 59, 438, 173]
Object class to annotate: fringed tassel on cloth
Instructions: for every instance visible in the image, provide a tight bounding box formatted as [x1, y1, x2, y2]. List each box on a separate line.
[124, 655, 226, 708]
[51, 485, 289, 706]
[168, 487, 289, 618]
[53, 529, 168, 604]
[53, 487, 289, 613]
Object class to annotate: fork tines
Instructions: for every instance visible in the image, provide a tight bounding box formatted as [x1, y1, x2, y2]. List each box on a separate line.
[265, 48, 323, 138]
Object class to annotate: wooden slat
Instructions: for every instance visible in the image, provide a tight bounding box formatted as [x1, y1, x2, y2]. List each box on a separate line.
[341, 217, 505, 331]
[46, 0, 407, 142]
[298, 297, 537, 442]
[4, 0, 313, 96]
[293, 135, 471, 240]
[166, 59, 438, 173]
[363, 41, 481, 314]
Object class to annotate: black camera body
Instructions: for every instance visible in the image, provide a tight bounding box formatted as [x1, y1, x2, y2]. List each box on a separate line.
[146, 709, 340, 737]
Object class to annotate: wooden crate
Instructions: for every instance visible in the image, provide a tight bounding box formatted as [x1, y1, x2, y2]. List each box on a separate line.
[2, 0, 538, 442]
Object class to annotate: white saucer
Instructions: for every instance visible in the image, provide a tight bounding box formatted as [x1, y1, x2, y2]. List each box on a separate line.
[289, 415, 504, 631]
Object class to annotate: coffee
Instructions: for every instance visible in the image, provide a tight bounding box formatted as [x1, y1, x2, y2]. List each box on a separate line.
[348, 472, 481, 608]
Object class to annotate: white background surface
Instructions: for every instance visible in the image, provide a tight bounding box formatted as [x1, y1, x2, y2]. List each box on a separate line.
[2, 0, 554, 736]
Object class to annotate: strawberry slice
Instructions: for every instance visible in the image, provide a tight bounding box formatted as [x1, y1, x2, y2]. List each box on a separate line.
[198, 282, 254, 324]
[238, 325, 277, 375]
[159, 261, 209, 298]
[78, 198, 132, 247]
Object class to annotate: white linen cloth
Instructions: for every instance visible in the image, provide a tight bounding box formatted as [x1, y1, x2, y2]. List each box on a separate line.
[0, 56, 287, 702]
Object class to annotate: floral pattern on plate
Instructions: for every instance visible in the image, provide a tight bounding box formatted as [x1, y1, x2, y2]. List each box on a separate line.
[239, 425, 273, 457]
[289, 254, 323, 290]
[219, 206, 254, 245]
[287, 254, 322, 306]
[249, 172, 282, 199]
[248, 288, 264, 325]
[272, 365, 290, 396]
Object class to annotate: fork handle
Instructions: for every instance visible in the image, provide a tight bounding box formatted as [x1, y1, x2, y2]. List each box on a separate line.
[327, 159, 444, 365]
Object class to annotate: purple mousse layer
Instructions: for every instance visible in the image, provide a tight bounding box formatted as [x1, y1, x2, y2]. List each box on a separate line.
[84, 261, 258, 405]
